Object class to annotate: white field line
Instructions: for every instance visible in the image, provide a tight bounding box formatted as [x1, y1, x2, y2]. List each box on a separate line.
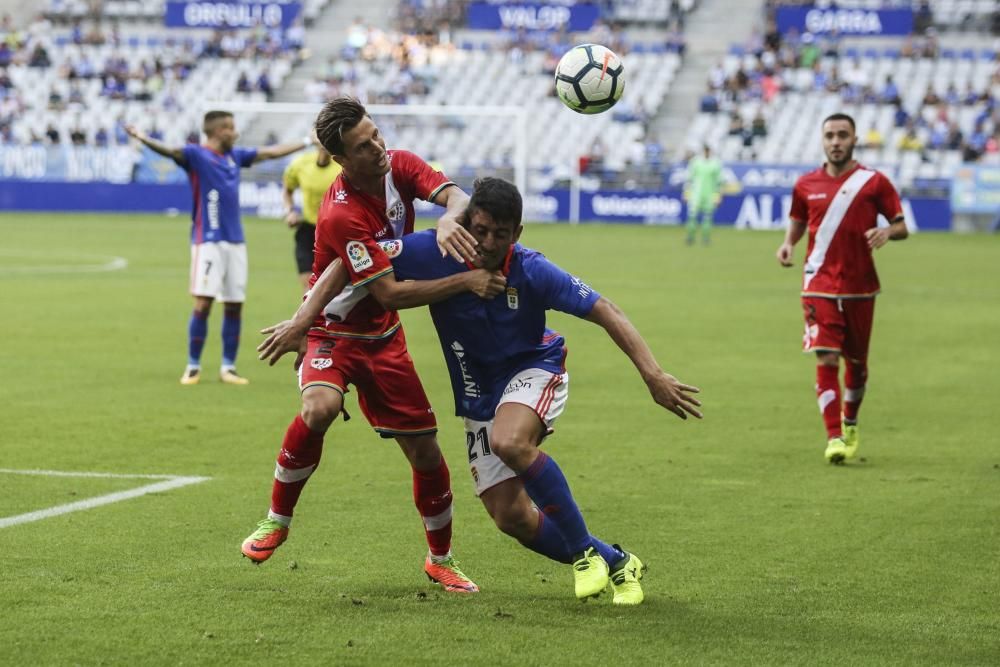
[0, 255, 127, 275]
[0, 469, 211, 529]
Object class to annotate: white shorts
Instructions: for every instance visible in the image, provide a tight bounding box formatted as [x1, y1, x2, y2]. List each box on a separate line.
[464, 368, 568, 497]
[190, 242, 247, 302]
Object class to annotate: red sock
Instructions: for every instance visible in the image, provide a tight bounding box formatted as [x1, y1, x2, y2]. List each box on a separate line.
[816, 364, 843, 439]
[844, 362, 867, 423]
[270, 415, 325, 519]
[413, 459, 453, 557]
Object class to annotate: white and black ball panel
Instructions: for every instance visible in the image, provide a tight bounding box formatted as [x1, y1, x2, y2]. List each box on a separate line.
[554, 43, 626, 114]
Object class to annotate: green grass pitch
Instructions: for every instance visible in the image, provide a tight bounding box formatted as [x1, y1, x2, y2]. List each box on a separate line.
[1, 212, 998, 665]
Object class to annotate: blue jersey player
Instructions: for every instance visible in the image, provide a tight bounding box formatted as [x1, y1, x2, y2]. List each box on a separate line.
[127, 112, 311, 385]
[259, 178, 702, 605]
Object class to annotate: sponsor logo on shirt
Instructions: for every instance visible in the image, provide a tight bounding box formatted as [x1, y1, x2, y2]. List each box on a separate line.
[450, 341, 480, 398]
[807, 193, 827, 200]
[378, 239, 403, 258]
[506, 287, 519, 310]
[310, 358, 333, 370]
[333, 189, 347, 204]
[346, 241, 374, 272]
[570, 276, 593, 299]
[374, 226, 389, 239]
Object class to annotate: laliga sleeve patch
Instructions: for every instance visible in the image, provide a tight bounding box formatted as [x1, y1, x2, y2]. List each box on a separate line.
[346, 241, 374, 272]
[377, 239, 403, 258]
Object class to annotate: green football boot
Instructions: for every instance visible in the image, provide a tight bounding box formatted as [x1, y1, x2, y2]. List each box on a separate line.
[609, 549, 646, 606]
[824, 437, 848, 465]
[842, 423, 859, 460]
[572, 547, 609, 600]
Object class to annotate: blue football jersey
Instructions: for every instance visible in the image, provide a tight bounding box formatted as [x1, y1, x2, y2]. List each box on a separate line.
[179, 144, 258, 244]
[386, 229, 601, 421]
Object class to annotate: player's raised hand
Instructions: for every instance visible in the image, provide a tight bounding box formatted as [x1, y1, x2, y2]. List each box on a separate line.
[865, 227, 891, 249]
[776, 242, 795, 267]
[258, 320, 309, 367]
[646, 371, 703, 420]
[437, 218, 479, 263]
[124, 124, 144, 141]
[464, 269, 506, 299]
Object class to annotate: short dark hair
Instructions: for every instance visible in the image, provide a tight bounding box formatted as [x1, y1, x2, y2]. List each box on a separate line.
[314, 97, 368, 155]
[202, 110, 233, 135]
[462, 177, 522, 229]
[822, 112, 856, 131]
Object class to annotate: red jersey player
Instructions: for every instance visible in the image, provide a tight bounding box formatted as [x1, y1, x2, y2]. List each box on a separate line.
[241, 97, 506, 592]
[776, 113, 909, 464]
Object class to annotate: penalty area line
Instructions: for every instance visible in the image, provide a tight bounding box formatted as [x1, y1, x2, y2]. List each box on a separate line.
[0, 471, 211, 529]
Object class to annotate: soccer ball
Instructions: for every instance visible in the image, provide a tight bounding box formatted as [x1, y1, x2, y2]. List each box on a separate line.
[554, 44, 626, 115]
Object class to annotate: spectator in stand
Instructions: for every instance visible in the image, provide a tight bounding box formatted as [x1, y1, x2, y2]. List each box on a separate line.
[946, 123, 964, 150]
[751, 112, 768, 139]
[69, 126, 86, 145]
[898, 122, 924, 153]
[257, 70, 273, 100]
[95, 127, 108, 147]
[48, 87, 64, 111]
[45, 123, 60, 144]
[914, 1, 933, 34]
[863, 127, 884, 149]
[700, 85, 720, 113]
[799, 32, 819, 68]
[922, 85, 940, 106]
[28, 42, 50, 68]
[882, 76, 900, 105]
[893, 102, 910, 128]
[944, 84, 961, 106]
[236, 72, 252, 93]
[728, 113, 746, 138]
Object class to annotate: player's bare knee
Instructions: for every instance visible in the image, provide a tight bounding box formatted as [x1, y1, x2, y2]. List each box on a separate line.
[489, 432, 534, 472]
[300, 390, 342, 432]
[817, 351, 840, 367]
[398, 433, 442, 470]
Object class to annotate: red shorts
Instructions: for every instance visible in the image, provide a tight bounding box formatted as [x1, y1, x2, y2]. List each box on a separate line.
[298, 327, 437, 438]
[801, 296, 875, 363]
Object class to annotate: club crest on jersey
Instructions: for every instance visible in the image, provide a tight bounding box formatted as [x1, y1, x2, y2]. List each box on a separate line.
[346, 241, 373, 272]
[378, 239, 403, 258]
[310, 358, 333, 370]
[506, 287, 519, 310]
[387, 200, 405, 222]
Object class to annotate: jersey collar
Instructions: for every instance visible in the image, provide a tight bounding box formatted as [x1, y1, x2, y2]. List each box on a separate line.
[463, 244, 515, 276]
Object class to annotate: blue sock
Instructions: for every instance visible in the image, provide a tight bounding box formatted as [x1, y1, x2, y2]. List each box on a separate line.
[518, 451, 591, 555]
[591, 538, 626, 568]
[187, 310, 208, 366]
[221, 311, 241, 367]
[520, 510, 573, 564]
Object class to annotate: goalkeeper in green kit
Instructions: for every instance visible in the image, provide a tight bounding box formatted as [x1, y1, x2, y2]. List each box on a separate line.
[685, 144, 723, 246]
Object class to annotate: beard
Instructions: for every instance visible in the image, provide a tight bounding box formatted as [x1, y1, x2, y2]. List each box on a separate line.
[826, 145, 855, 167]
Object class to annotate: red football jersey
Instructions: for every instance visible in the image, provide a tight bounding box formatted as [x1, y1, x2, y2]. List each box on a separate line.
[789, 164, 903, 298]
[311, 150, 453, 338]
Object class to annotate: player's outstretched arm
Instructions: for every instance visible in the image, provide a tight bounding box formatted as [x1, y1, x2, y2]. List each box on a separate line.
[254, 135, 312, 163]
[777, 218, 807, 267]
[257, 259, 350, 366]
[585, 297, 703, 420]
[367, 268, 506, 311]
[432, 185, 477, 263]
[125, 125, 184, 163]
